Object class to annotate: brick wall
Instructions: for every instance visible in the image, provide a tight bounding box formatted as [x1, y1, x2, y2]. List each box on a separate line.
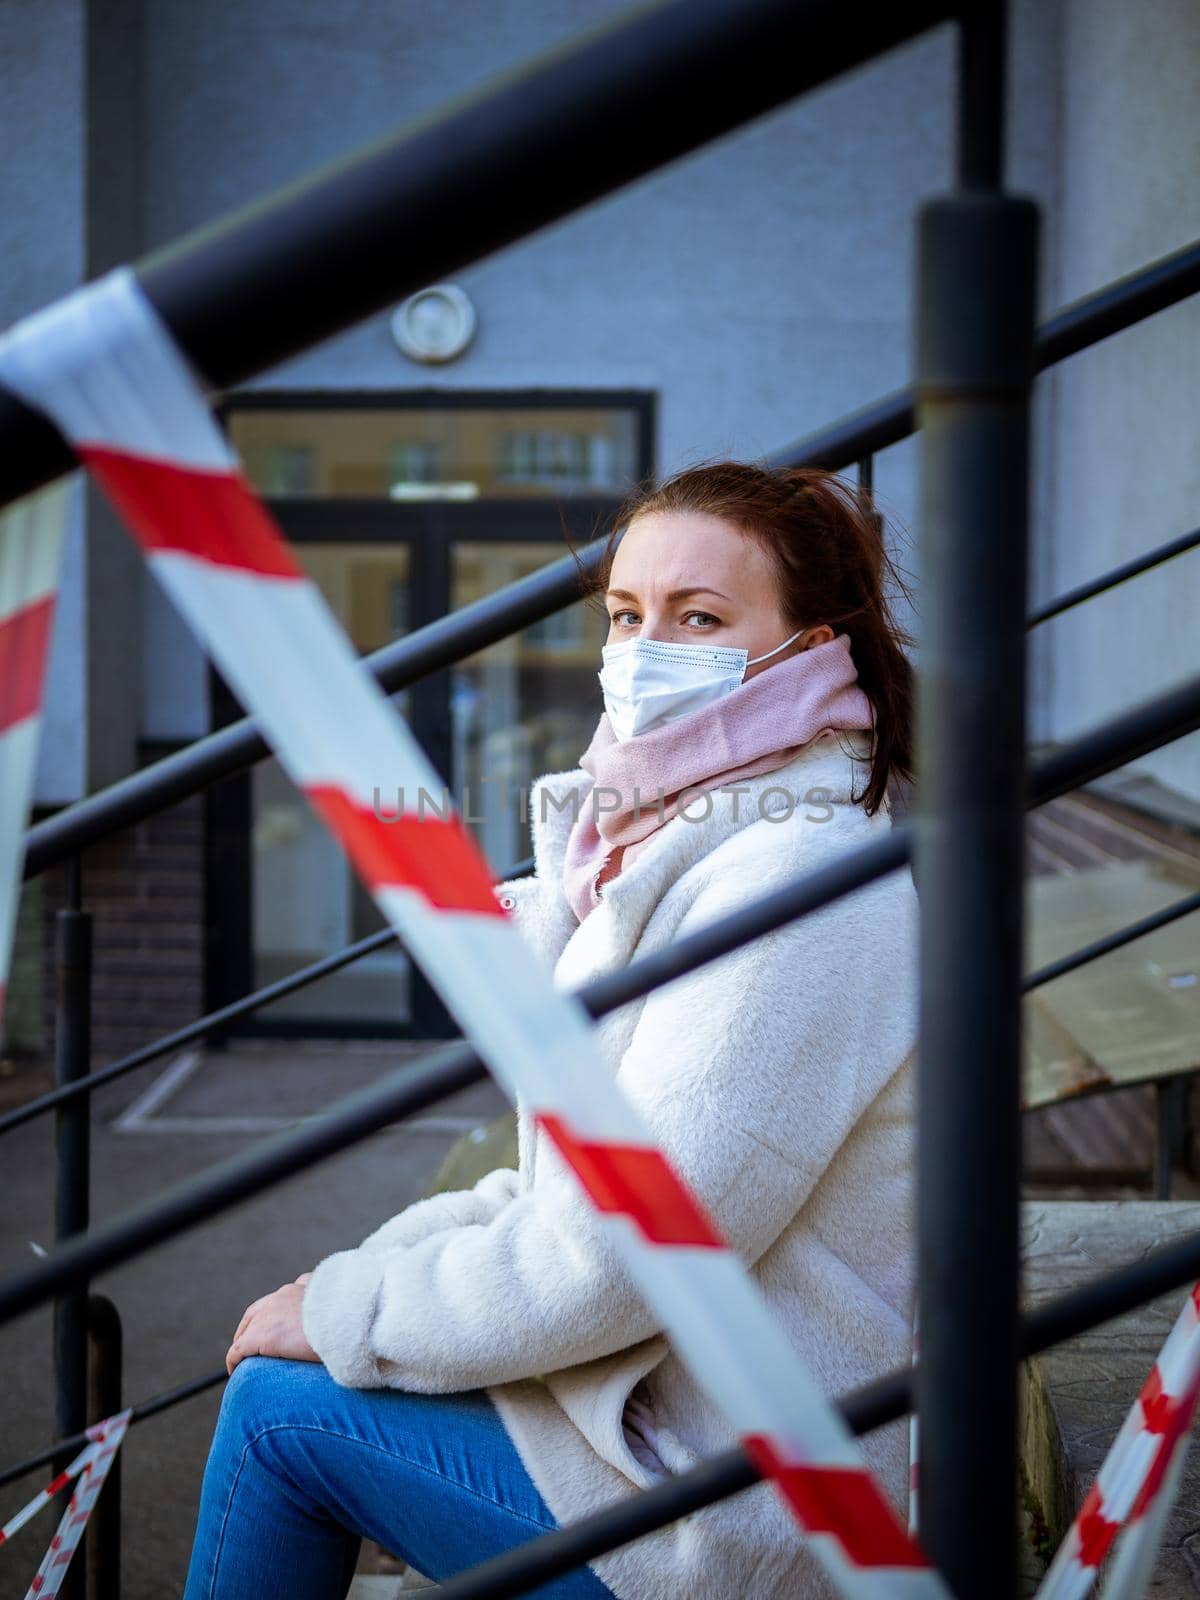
[29, 758, 206, 1071]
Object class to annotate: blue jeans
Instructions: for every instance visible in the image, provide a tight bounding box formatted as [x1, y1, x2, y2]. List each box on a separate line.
[182, 1355, 617, 1599]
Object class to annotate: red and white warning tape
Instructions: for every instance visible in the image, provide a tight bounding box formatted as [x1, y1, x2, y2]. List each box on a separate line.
[1034, 1282, 1200, 1600]
[0, 1408, 131, 1600]
[0, 1438, 99, 1549]
[1100, 1417, 1193, 1599]
[0, 482, 71, 1034]
[0, 267, 947, 1600]
[22, 1409, 130, 1600]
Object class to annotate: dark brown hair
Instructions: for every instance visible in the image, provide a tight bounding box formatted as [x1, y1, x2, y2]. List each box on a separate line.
[570, 458, 916, 816]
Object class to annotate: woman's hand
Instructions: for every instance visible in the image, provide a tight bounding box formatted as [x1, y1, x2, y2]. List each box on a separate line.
[226, 1272, 320, 1376]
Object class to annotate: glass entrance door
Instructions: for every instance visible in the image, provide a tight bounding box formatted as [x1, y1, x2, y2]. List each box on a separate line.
[451, 542, 607, 871]
[208, 394, 650, 1036]
[246, 537, 415, 1027]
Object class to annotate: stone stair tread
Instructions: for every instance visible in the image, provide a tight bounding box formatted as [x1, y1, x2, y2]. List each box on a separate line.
[1021, 1199, 1200, 1595]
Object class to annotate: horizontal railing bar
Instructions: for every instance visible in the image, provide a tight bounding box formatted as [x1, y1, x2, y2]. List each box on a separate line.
[1032, 671, 1200, 807]
[768, 386, 916, 471]
[63, 805, 1196, 1137]
[1036, 237, 1200, 370]
[0, 1348, 895, 1497]
[12, 551, 1169, 1141]
[13, 1178, 1200, 1592]
[1023, 887, 1200, 992]
[1027, 523, 1200, 626]
[0, 1367, 226, 1490]
[0, 858, 534, 1137]
[0, 1038, 489, 1325]
[1, 672, 1197, 1328]
[769, 236, 1200, 472]
[0, 0, 955, 510]
[63, 861, 1174, 1158]
[23, 539, 606, 879]
[361, 1194, 1200, 1600]
[24, 486, 1189, 899]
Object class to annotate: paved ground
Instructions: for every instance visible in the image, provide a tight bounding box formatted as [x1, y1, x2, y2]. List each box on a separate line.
[1022, 1201, 1200, 1596]
[5, 1035, 1200, 1598]
[0, 1040, 510, 1600]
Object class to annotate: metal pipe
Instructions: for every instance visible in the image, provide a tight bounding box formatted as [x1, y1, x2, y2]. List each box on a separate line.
[85, 1294, 123, 1600]
[912, 187, 1038, 1595]
[0, 1367, 224, 1491]
[52, 863, 92, 1600]
[393, 1170, 1200, 1600]
[1154, 1078, 1190, 1202]
[0, 854, 534, 1138]
[14, 838, 1196, 1152]
[13, 234, 1200, 885]
[1156, 1080, 1175, 1200]
[19, 484, 1196, 897]
[432, 1457, 763, 1600]
[1, 667, 1198, 1327]
[1033, 670, 1200, 805]
[956, 3, 1006, 191]
[769, 236, 1200, 473]
[14, 1194, 1200, 1595]
[1024, 887, 1200, 992]
[1028, 522, 1200, 626]
[8, 850, 1195, 1145]
[1035, 238, 1200, 370]
[0, 0, 953, 510]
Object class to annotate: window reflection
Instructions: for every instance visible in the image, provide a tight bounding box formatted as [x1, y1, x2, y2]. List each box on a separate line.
[229, 407, 639, 499]
[452, 543, 606, 870]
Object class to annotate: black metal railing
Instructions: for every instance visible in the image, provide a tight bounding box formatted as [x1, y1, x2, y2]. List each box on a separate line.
[4, 663, 1198, 1593]
[3, 1, 1199, 1595]
[5, 517, 1196, 1146]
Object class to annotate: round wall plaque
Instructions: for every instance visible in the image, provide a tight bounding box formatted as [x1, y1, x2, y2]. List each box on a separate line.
[390, 284, 477, 364]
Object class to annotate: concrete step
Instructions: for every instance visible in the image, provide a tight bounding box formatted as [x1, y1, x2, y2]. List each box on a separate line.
[1021, 1199, 1200, 1594]
[348, 1572, 436, 1597]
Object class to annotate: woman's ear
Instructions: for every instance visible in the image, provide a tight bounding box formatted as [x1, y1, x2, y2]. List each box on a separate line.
[804, 624, 835, 649]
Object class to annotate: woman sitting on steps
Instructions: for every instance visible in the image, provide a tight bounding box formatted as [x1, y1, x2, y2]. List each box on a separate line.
[182, 459, 920, 1600]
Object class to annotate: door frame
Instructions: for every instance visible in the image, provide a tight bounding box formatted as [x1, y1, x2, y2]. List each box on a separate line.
[204, 389, 654, 1040]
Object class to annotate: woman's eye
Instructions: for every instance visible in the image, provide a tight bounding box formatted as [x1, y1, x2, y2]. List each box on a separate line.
[610, 609, 639, 626]
[684, 612, 720, 628]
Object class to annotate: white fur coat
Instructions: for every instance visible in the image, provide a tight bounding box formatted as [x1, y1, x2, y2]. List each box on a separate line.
[300, 728, 918, 1600]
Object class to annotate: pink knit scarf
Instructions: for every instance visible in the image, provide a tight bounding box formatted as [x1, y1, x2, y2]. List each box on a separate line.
[561, 631, 874, 924]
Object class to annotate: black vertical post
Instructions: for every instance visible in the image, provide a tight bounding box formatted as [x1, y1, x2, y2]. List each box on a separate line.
[86, 1294, 123, 1600]
[856, 454, 884, 540]
[53, 853, 92, 1600]
[912, 8, 1038, 1595]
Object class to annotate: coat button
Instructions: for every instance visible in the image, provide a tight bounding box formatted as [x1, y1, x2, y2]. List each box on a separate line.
[498, 892, 517, 913]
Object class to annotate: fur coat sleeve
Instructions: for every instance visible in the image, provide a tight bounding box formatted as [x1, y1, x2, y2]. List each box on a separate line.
[299, 849, 891, 1393]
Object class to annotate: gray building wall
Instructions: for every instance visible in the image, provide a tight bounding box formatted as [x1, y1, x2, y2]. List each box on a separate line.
[1, 0, 89, 806]
[1040, 0, 1200, 799]
[1, 0, 146, 804]
[1, 1, 1194, 802]
[128, 1, 1057, 745]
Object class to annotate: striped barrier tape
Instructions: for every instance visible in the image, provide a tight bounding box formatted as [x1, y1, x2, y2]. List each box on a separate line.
[0, 482, 71, 1035]
[0, 1431, 106, 1548]
[1099, 1419, 1193, 1599]
[0, 266, 948, 1600]
[22, 1409, 130, 1600]
[1034, 1282, 1200, 1600]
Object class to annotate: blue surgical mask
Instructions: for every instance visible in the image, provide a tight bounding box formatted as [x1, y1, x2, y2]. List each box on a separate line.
[597, 627, 807, 742]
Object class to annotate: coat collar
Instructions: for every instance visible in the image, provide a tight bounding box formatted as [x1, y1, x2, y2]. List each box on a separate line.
[529, 729, 882, 966]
